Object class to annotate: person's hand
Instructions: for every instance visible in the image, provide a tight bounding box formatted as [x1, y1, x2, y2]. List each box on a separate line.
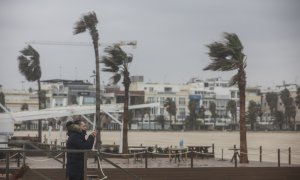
[90, 131, 97, 137]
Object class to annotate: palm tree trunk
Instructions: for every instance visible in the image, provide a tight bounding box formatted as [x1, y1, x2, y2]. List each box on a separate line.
[169, 114, 172, 130]
[37, 79, 42, 142]
[93, 40, 102, 148]
[231, 114, 234, 130]
[141, 115, 144, 130]
[239, 79, 248, 163]
[122, 76, 130, 154]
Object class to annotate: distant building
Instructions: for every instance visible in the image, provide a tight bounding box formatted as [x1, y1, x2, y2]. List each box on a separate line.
[1, 89, 38, 112]
[40, 79, 96, 107]
[260, 84, 300, 130]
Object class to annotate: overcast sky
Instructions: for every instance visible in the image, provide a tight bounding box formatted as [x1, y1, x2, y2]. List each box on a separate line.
[0, 0, 299, 90]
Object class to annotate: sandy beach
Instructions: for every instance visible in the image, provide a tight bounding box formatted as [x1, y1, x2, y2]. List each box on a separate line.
[12, 130, 300, 164]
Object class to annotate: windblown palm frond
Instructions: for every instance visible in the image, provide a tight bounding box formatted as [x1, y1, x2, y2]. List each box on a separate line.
[73, 12, 98, 35]
[18, 45, 41, 82]
[104, 46, 127, 66]
[73, 19, 87, 34]
[111, 73, 122, 84]
[204, 33, 245, 73]
[101, 56, 119, 72]
[102, 45, 132, 84]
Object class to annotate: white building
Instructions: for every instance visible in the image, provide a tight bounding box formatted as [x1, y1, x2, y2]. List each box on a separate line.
[130, 80, 189, 126]
[129, 76, 242, 129]
[260, 84, 300, 130]
[1, 89, 38, 112]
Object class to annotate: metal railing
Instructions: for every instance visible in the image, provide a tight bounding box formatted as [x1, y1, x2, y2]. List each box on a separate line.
[0, 142, 141, 180]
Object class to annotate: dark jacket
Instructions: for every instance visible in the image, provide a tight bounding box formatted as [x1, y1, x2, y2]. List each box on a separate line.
[66, 124, 94, 178]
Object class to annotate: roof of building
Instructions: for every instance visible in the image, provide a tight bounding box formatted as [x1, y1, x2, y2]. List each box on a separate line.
[41, 79, 92, 86]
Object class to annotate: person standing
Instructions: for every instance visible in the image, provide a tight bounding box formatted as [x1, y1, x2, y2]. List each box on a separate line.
[66, 120, 96, 180]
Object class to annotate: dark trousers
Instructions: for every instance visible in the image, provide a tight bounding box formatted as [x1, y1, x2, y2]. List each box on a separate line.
[68, 174, 83, 180]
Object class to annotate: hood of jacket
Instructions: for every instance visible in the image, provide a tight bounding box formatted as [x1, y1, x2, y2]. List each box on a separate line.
[67, 124, 82, 136]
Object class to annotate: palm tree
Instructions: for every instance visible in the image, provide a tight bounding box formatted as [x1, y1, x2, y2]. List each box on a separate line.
[265, 92, 278, 120]
[290, 104, 296, 131]
[203, 32, 248, 163]
[275, 110, 284, 130]
[295, 87, 300, 108]
[209, 102, 217, 127]
[247, 101, 257, 131]
[164, 98, 176, 129]
[21, 103, 29, 111]
[199, 105, 205, 126]
[101, 45, 133, 154]
[73, 11, 101, 147]
[18, 45, 43, 142]
[188, 99, 197, 130]
[280, 89, 293, 129]
[226, 100, 237, 130]
[156, 115, 166, 130]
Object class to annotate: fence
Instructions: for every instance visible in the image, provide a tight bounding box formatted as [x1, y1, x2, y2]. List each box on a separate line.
[0, 147, 141, 180]
[1, 142, 299, 180]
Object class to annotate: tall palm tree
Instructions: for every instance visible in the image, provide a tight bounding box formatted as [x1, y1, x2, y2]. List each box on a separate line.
[247, 101, 257, 131]
[296, 87, 300, 108]
[199, 105, 205, 125]
[73, 11, 101, 147]
[280, 89, 293, 129]
[226, 100, 237, 130]
[156, 115, 166, 130]
[164, 98, 176, 129]
[209, 101, 217, 127]
[275, 110, 284, 130]
[290, 104, 296, 131]
[18, 45, 43, 142]
[203, 32, 248, 163]
[188, 99, 197, 130]
[102, 45, 133, 154]
[265, 92, 278, 121]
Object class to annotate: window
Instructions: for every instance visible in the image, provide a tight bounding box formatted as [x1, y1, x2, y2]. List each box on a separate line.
[83, 97, 95, 104]
[179, 97, 185, 105]
[164, 87, 172, 92]
[160, 97, 165, 105]
[149, 87, 154, 92]
[231, 91, 235, 98]
[179, 108, 185, 116]
[160, 108, 164, 115]
[203, 101, 208, 108]
[147, 97, 155, 103]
